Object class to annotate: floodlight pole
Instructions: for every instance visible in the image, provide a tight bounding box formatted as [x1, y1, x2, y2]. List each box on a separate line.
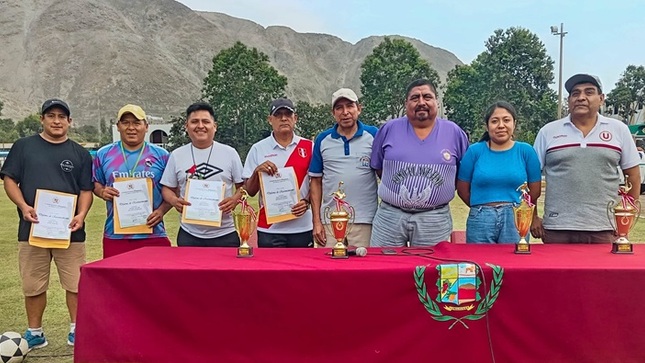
[551, 23, 567, 119]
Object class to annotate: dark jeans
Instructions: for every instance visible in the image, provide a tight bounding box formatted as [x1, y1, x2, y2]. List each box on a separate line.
[177, 228, 240, 247]
[257, 230, 313, 248]
[543, 229, 615, 244]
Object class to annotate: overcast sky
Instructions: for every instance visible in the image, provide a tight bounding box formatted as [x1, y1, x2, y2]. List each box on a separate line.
[178, 0, 645, 94]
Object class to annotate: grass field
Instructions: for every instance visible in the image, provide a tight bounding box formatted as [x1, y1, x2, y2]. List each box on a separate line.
[1, 186, 644, 362]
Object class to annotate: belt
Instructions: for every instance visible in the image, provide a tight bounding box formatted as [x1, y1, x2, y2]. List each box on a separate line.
[382, 201, 448, 214]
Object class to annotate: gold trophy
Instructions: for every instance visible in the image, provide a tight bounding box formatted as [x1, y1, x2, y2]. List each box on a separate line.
[323, 182, 355, 259]
[513, 183, 533, 254]
[607, 181, 640, 254]
[233, 188, 257, 258]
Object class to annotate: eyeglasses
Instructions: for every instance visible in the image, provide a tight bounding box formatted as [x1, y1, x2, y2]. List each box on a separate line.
[119, 120, 145, 127]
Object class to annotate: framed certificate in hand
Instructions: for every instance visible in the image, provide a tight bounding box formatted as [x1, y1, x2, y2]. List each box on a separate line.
[181, 179, 226, 227]
[259, 166, 300, 224]
[29, 189, 77, 249]
[113, 177, 153, 234]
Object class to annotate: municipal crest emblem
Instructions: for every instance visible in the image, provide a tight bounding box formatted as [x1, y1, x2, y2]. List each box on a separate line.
[414, 263, 503, 329]
[298, 147, 307, 158]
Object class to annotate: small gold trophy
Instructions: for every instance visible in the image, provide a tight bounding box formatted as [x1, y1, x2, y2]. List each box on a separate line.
[513, 183, 533, 254]
[607, 181, 640, 254]
[323, 182, 355, 259]
[233, 188, 257, 258]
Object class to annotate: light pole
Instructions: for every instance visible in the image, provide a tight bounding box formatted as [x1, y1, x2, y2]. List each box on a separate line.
[551, 23, 567, 118]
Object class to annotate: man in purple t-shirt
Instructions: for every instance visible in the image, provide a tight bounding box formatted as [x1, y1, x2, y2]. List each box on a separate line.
[370, 79, 469, 247]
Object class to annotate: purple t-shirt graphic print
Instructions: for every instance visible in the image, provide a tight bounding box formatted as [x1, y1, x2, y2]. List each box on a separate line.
[370, 117, 469, 210]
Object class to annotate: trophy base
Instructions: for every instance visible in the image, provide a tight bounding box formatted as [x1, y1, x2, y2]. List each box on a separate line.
[515, 243, 531, 254]
[237, 246, 254, 258]
[331, 244, 348, 259]
[612, 241, 633, 254]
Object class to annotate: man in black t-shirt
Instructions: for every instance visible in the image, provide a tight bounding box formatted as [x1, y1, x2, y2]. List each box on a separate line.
[0, 99, 93, 349]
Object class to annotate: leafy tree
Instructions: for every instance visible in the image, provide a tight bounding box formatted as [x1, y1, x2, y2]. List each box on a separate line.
[0, 119, 18, 143]
[166, 114, 188, 152]
[606, 65, 645, 124]
[360, 37, 441, 125]
[99, 118, 113, 146]
[444, 27, 557, 143]
[75, 125, 99, 143]
[295, 101, 333, 140]
[202, 41, 288, 158]
[15, 114, 41, 137]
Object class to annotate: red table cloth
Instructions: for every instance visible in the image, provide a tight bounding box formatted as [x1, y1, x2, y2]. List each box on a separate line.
[75, 243, 645, 363]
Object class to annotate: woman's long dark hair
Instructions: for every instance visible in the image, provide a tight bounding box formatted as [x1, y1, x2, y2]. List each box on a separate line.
[479, 101, 517, 142]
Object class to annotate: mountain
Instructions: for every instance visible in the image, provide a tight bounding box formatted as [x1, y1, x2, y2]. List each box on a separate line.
[0, 0, 462, 124]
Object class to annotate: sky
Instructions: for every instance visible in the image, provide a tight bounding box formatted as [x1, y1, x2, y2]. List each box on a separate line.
[177, 0, 644, 94]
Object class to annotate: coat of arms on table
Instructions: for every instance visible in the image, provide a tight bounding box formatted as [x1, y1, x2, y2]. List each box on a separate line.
[414, 263, 504, 329]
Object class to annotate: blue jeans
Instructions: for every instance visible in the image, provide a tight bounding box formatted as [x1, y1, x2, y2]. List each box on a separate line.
[466, 204, 527, 244]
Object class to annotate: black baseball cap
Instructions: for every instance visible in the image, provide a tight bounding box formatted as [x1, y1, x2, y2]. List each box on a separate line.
[565, 74, 603, 94]
[41, 98, 71, 116]
[269, 98, 295, 115]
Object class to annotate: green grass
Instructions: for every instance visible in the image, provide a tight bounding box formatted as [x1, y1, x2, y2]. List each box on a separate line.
[1, 187, 644, 362]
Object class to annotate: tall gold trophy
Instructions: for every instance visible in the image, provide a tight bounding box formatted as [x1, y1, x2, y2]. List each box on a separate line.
[323, 182, 355, 259]
[234, 188, 257, 258]
[607, 181, 640, 254]
[513, 183, 533, 254]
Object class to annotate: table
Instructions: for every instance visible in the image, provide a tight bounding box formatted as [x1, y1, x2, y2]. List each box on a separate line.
[75, 243, 645, 363]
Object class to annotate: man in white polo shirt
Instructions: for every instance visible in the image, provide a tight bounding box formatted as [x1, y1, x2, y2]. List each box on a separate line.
[309, 88, 378, 247]
[532, 74, 641, 243]
[243, 98, 313, 248]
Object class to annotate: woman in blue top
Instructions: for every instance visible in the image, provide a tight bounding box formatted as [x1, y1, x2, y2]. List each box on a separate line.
[456, 101, 541, 243]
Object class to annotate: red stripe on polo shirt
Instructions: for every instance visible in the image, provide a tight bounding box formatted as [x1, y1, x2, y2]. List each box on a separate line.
[285, 139, 313, 186]
[548, 142, 622, 153]
[257, 138, 313, 230]
[586, 143, 622, 152]
[547, 143, 580, 152]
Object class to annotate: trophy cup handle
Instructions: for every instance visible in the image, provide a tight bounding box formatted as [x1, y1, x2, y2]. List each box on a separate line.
[346, 206, 356, 236]
[322, 206, 333, 239]
[607, 200, 617, 232]
[631, 200, 642, 231]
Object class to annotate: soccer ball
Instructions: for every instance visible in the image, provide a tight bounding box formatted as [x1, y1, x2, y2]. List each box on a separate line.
[0, 332, 29, 363]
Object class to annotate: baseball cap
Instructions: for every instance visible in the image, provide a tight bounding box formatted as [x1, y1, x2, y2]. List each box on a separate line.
[565, 74, 603, 93]
[270, 98, 295, 115]
[331, 88, 359, 107]
[41, 99, 70, 116]
[117, 104, 147, 121]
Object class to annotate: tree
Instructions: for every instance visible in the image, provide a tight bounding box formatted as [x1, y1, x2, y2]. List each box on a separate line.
[295, 101, 333, 140]
[74, 125, 99, 143]
[0, 119, 18, 143]
[360, 37, 441, 125]
[15, 114, 41, 137]
[0, 100, 17, 143]
[99, 118, 113, 146]
[606, 65, 645, 124]
[443, 27, 557, 143]
[166, 114, 188, 152]
[202, 41, 288, 158]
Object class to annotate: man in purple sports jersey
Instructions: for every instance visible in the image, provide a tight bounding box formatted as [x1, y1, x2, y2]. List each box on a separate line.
[93, 104, 172, 258]
[370, 79, 469, 247]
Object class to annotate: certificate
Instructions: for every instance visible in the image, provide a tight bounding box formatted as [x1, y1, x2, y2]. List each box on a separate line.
[113, 178, 153, 234]
[181, 179, 225, 227]
[29, 189, 77, 249]
[259, 166, 300, 224]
